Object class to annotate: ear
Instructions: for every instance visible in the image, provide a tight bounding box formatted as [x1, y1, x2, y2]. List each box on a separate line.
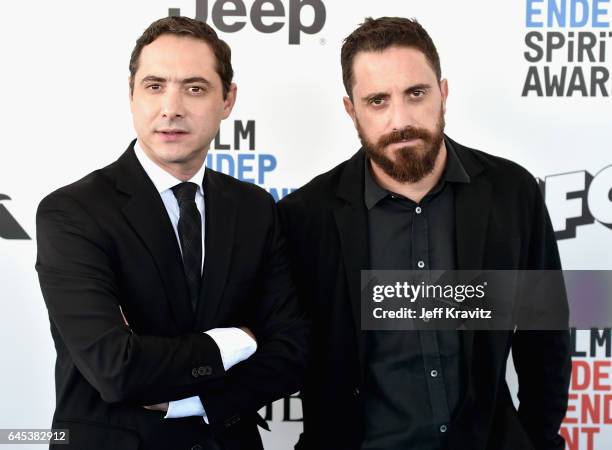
[439, 78, 448, 114]
[222, 83, 237, 119]
[128, 75, 138, 118]
[343, 96, 357, 128]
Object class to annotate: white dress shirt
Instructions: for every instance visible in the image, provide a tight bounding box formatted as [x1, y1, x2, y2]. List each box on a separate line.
[134, 141, 257, 422]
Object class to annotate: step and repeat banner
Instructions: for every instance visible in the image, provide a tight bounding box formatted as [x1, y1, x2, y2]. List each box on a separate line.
[1, 1, 611, 449]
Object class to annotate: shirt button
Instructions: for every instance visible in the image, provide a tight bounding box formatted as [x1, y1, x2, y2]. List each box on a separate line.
[415, 206, 422, 214]
[430, 369, 438, 378]
[417, 260, 425, 269]
[440, 424, 447, 433]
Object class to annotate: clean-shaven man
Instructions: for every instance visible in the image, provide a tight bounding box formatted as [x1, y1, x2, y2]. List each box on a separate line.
[37, 16, 308, 450]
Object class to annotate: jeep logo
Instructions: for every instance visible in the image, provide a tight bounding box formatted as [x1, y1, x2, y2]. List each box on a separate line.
[169, 0, 327, 45]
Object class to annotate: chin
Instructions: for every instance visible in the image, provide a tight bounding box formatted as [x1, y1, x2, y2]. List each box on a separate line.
[163, 153, 192, 164]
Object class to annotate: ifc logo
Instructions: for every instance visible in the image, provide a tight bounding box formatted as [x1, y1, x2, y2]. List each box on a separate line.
[169, 0, 326, 44]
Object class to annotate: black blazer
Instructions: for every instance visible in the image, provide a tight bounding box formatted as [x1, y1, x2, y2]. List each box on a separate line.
[278, 137, 571, 450]
[36, 141, 309, 450]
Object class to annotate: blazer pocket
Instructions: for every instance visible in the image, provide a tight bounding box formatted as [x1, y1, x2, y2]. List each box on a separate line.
[53, 418, 140, 450]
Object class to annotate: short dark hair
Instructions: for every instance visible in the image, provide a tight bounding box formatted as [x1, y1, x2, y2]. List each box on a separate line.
[341, 17, 442, 99]
[129, 16, 233, 98]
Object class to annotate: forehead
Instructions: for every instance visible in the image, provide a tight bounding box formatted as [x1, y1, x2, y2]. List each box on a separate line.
[137, 34, 218, 79]
[351, 46, 437, 94]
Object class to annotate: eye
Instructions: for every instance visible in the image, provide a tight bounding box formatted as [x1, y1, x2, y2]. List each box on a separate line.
[369, 97, 385, 106]
[188, 86, 205, 94]
[411, 89, 426, 98]
[146, 84, 161, 91]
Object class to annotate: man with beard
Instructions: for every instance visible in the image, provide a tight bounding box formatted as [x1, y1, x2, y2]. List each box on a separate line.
[278, 17, 570, 450]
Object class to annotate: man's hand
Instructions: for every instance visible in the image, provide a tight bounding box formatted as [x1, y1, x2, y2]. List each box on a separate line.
[143, 402, 169, 412]
[239, 326, 256, 342]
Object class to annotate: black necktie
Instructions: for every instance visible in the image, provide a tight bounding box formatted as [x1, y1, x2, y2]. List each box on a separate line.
[172, 182, 202, 312]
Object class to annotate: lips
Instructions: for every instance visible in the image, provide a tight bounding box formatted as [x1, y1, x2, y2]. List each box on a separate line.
[156, 129, 188, 142]
[388, 137, 420, 146]
[378, 126, 432, 148]
[156, 129, 187, 135]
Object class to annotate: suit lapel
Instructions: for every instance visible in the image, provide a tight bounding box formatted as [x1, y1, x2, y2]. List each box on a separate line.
[114, 142, 194, 331]
[334, 150, 369, 377]
[197, 169, 236, 331]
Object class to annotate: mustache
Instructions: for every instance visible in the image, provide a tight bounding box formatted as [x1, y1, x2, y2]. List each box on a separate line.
[377, 126, 431, 147]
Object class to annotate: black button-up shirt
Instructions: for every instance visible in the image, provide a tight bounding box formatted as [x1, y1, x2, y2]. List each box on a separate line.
[361, 138, 471, 450]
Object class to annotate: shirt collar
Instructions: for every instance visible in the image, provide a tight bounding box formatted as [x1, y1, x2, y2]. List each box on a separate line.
[444, 137, 471, 184]
[134, 140, 206, 196]
[364, 159, 389, 210]
[364, 136, 470, 210]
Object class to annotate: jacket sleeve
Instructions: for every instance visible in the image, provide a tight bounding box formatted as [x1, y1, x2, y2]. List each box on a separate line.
[512, 181, 571, 450]
[36, 191, 226, 406]
[198, 194, 310, 432]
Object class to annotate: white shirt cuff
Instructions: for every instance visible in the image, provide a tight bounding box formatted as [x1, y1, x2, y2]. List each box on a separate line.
[165, 396, 206, 419]
[204, 327, 257, 370]
[164, 328, 256, 423]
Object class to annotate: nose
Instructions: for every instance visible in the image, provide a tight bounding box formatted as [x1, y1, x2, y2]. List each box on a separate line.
[388, 99, 415, 131]
[161, 86, 185, 119]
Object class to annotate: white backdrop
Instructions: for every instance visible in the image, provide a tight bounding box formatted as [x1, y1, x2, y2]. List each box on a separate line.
[1, 1, 611, 449]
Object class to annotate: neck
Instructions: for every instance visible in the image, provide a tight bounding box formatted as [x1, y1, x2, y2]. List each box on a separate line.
[162, 156, 206, 182]
[141, 144, 207, 182]
[369, 141, 447, 203]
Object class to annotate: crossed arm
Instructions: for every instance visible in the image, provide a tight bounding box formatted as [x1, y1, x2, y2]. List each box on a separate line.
[36, 191, 309, 428]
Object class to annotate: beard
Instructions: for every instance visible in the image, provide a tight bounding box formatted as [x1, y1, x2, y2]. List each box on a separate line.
[358, 109, 445, 183]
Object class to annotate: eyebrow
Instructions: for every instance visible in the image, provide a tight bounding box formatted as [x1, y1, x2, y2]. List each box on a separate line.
[182, 77, 212, 86]
[140, 75, 212, 86]
[405, 83, 432, 93]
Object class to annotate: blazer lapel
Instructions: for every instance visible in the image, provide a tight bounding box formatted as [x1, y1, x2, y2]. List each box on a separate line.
[114, 142, 194, 331]
[452, 138, 492, 270]
[196, 169, 236, 331]
[451, 139, 493, 389]
[454, 179, 492, 270]
[333, 150, 369, 378]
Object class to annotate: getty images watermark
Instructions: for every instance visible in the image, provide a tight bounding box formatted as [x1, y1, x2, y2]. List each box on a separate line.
[361, 270, 612, 331]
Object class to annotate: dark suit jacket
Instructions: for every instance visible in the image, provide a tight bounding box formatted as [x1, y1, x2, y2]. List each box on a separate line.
[36, 141, 309, 450]
[278, 137, 571, 450]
